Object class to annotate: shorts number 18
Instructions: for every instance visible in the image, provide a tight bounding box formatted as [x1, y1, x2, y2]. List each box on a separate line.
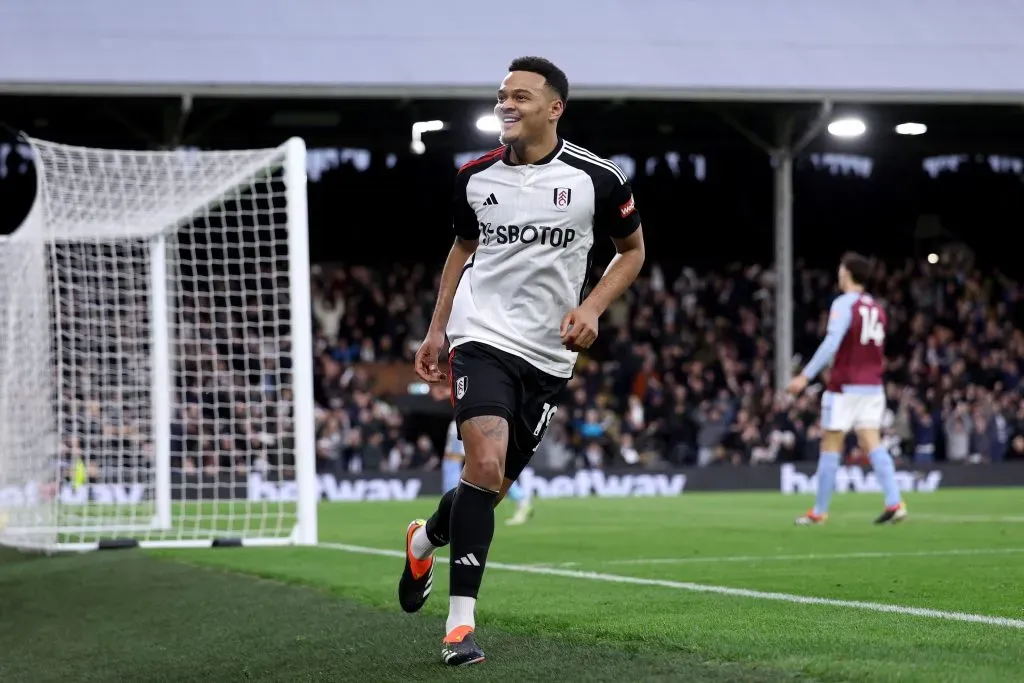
[858, 305, 885, 346]
[532, 402, 558, 451]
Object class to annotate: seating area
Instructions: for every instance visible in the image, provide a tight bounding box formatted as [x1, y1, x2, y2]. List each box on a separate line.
[310, 259, 1024, 472]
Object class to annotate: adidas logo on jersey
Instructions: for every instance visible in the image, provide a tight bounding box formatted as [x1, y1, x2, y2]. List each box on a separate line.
[483, 193, 499, 206]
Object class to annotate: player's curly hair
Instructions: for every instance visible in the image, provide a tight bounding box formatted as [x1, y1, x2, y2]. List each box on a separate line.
[840, 251, 873, 286]
[509, 56, 569, 104]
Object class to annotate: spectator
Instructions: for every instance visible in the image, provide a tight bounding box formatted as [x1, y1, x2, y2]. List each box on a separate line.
[63, 256, 1024, 486]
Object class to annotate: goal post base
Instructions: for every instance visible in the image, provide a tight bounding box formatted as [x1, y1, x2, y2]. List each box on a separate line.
[40, 535, 301, 553]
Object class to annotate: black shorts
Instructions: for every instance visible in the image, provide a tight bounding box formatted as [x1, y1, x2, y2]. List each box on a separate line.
[449, 341, 568, 482]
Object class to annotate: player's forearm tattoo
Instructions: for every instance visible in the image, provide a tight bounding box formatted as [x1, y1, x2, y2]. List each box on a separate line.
[462, 415, 508, 444]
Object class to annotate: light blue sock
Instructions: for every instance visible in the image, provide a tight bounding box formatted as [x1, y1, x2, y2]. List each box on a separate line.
[869, 446, 902, 508]
[507, 482, 525, 503]
[814, 452, 841, 516]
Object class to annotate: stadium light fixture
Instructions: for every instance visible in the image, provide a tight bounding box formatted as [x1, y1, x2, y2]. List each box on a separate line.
[927, 252, 939, 264]
[827, 117, 866, 138]
[410, 119, 446, 155]
[895, 122, 927, 136]
[475, 115, 502, 133]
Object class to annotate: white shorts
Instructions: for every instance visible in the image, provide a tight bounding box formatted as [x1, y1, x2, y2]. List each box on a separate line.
[820, 391, 885, 432]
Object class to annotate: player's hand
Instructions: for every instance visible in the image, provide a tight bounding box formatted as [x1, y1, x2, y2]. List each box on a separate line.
[785, 374, 809, 396]
[414, 331, 448, 384]
[560, 304, 599, 351]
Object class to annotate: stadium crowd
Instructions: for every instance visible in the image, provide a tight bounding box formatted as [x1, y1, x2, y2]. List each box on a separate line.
[308, 257, 1024, 475]
[55, 252, 1024, 483]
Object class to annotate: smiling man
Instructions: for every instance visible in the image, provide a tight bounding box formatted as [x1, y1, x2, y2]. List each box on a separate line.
[399, 56, 646, 667]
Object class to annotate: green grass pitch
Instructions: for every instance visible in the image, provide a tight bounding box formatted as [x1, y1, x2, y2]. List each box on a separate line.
[2, 488, 1022, 682]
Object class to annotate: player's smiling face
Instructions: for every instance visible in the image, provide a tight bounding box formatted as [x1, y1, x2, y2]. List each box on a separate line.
[494, 71, 562, 145]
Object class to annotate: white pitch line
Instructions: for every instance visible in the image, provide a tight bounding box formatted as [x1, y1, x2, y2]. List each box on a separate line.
[318, 542, 1024, 630]
[600, 547, 1024, 566]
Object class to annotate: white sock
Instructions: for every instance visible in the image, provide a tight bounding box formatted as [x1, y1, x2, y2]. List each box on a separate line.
[446, 596, 476, 632]
[411, 525, 439, 560]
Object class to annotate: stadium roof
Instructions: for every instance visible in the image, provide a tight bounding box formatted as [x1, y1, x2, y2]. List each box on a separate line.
[3, 95, 1024, 157]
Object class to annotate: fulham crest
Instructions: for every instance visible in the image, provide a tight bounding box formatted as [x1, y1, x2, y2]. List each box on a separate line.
[553, 187, 572, 210]
[455, 376, 468, 400]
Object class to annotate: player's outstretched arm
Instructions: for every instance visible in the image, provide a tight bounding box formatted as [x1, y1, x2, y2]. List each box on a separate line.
[415, 164, 482, 383]
[428, 160, 484, 339]
[427, 236, 477, 337]
[561, 228, 644, 351]
[415, 237, 478, 383]
[561, 166, 645, 352]
[582, 227, 645, 316]
[579, 167, 645, 319]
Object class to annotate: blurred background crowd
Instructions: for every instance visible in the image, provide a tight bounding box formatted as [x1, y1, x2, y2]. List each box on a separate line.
[307, 256, 1024, 477]
[5, 100, 1024, 484]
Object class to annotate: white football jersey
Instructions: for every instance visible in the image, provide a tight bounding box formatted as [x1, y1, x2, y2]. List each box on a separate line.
[446, 139, 641, 378]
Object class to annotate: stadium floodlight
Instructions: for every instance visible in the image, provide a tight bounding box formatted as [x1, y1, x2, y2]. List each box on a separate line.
[927, 252, 939, 264]
[827, 118, 866, 138]
[475, 115, 502, 133]
[0, 135, 318, 552]
[410, 120, 446, 155]
[895, 122, 927, 136]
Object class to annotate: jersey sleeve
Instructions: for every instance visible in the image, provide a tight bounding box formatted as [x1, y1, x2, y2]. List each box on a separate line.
[593, 169, 642, 239]
[801, 295, 856, 380]
[452, 170, 480, 240]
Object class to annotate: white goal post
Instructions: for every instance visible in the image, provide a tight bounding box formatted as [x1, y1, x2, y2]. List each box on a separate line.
[0, 135, 318, 552]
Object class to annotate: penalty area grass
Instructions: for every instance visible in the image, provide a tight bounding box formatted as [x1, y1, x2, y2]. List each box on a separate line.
[1, 489, 1022, 682]
[0, 548, 791, 683]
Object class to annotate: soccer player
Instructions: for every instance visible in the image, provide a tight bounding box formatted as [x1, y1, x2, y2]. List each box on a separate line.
[398, 56, 645, 666]
[786, 252, 907, 526]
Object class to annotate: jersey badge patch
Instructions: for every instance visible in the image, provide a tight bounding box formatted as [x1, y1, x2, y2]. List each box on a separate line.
[553, 187, 572, 210]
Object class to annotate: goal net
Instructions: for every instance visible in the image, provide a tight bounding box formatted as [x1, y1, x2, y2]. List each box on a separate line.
[0, 136, 317, 552]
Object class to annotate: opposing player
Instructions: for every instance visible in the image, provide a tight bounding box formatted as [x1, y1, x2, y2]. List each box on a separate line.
[503, 480, 534, 526]
[398, 56, 645, 666]
[786, 252, 907, 526]
[443, 419, 465, 494]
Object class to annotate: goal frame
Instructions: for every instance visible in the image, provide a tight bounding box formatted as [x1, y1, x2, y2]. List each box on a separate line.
[2, 136, 318, 552]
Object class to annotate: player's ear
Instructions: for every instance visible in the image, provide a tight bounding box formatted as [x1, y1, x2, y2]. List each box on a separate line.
[549, 97, 564, 123]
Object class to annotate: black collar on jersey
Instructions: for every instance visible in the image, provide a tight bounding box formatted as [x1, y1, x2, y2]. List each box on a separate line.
[502, 137, 564, 166]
